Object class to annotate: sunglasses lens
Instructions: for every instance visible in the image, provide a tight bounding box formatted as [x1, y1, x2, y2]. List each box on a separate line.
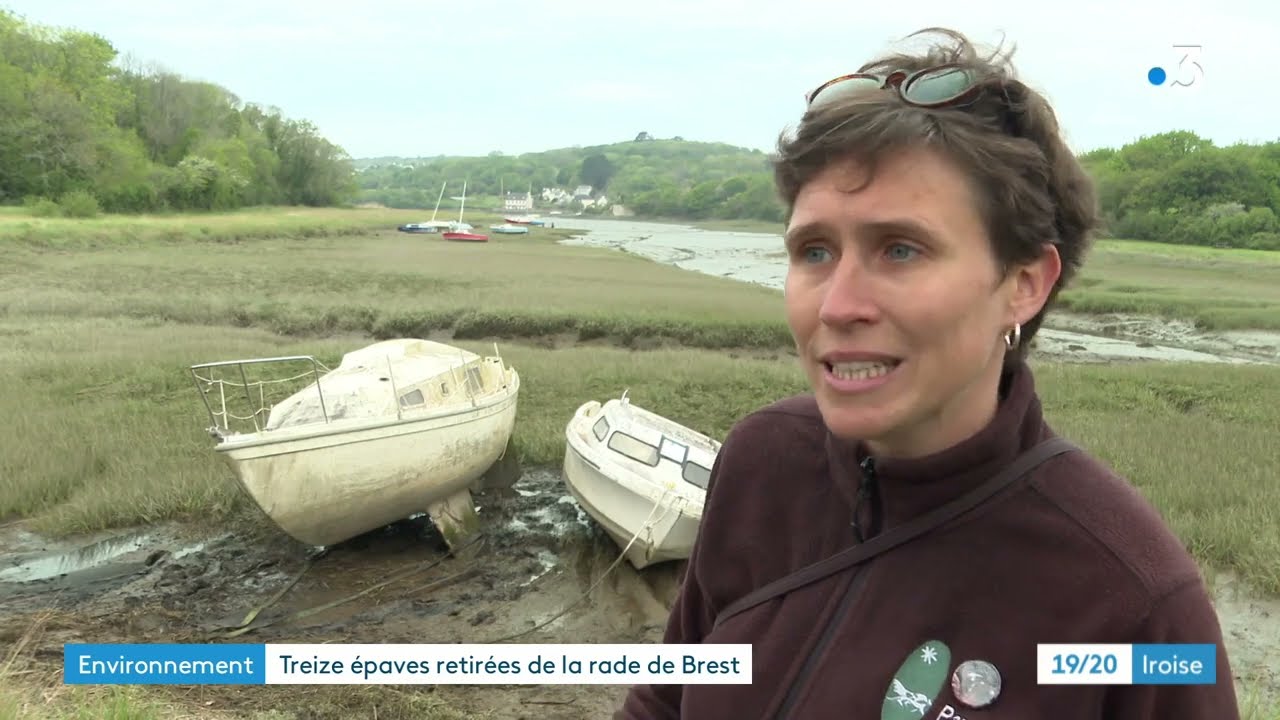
[904, 67, 976, 104]
[808, 76, 882, 109]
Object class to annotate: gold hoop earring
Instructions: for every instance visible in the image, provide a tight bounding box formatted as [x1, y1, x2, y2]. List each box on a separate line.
[1004, 323, 1021, 351]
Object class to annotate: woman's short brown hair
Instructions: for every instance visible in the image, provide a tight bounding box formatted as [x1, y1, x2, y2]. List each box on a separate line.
[772, 28, 1103, 360]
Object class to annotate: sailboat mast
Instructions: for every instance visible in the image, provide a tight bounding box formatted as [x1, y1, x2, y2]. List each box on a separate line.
[459, 180, 467, 222]
[430, 181, 446, 222]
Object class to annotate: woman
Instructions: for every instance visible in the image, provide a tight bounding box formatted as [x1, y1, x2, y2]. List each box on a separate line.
[616, 28, 1239, 720]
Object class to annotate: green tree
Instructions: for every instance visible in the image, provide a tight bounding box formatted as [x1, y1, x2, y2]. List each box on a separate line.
[0, 9, 356, 213]
[580, 153, 616, 190]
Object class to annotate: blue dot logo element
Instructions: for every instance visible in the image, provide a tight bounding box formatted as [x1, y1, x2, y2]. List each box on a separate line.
[1148, 67, 1167, 85]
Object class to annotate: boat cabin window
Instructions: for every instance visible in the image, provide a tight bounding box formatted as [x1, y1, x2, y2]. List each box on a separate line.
[398, 389, 425, 408]
[607, 431, 660, 467]
[592, 416, 609, 441]
[659, 437, 688, 464]
[440, 382, 450, 396]
[465, 366, 484, 394]
[682, 461, 711, 489]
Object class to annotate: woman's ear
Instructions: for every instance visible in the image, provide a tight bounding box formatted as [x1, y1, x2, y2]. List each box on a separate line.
[1008, 243, 1062, 325]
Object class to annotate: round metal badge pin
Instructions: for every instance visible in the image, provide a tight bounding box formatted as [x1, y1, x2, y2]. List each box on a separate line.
[952, 660, 1002, 709]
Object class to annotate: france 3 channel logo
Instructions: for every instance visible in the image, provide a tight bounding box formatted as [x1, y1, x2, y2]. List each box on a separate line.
[1147, 44, 1204, 90]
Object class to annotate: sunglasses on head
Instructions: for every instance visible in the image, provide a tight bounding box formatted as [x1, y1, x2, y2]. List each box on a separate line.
[805, 64, 984, 111]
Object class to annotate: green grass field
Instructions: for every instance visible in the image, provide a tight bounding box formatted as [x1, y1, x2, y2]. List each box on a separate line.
[1057, 239, 1280, 330]
[1, 206, 1276, 590]
[1, 206, 1277, 718]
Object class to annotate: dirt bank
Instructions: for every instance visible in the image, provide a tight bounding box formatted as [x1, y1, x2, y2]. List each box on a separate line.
[555, 219, 1280, 367]
[1042, 312, 1280, 365]
[2, 467, 1275, 718]
[0, 470, 683, 719]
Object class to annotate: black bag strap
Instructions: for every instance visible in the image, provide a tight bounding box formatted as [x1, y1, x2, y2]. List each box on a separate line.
[711, 436, 1078, 630]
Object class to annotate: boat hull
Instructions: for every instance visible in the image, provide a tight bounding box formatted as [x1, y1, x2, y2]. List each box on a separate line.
[443, 232, 488, 242]
[562, 437, 701, 569]
[490, 225, 530, 234]
[217, 391, 518, 547]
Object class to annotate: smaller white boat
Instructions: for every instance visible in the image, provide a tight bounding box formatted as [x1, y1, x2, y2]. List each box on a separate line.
[397, 182, 453, 233]
[562, 391, 720, 569]
[397, 221, 449, 233]
[490, 224, 530, 234]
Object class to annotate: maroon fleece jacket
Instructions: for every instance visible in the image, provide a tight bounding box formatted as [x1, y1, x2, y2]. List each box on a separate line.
[616, 361, 1239, 719]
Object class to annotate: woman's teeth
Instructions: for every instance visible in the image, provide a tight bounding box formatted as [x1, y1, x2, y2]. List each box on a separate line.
[828, 361, 897, 381]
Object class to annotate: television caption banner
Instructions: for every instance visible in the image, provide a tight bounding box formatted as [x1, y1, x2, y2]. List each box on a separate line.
[1037, 644, 1217, 685]
[63, 643, 752, 685]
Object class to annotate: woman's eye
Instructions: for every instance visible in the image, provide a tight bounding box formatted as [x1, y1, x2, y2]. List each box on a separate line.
[803, 246, 831, 263]
[886, 243, 918, 261]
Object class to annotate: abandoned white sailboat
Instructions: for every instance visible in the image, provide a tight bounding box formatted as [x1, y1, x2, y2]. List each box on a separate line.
[189, 339, 520, 549]
[562, 391, 721, 569]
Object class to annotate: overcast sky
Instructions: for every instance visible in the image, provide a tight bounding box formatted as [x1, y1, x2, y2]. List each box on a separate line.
[6, 0, 1277, 159]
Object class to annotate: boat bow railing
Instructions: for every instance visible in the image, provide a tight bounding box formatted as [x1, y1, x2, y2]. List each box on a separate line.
[189, 355, 332, 439]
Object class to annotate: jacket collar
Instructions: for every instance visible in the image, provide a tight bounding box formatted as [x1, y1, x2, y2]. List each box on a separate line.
[825, 359, 1050, 533]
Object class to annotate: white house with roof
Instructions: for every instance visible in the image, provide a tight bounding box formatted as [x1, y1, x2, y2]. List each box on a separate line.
[504, 191, 533, 212]
[541, 187, 572, 204]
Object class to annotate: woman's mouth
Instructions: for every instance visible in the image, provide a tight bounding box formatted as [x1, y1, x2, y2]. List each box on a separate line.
[821, 358, 902, 392]
[825, 360, 899, 381]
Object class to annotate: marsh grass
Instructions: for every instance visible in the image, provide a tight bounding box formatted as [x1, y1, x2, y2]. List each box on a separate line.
[0, 206, 514, 250]
[0, 220, 790, 349]
[2, 209, 1277, 590]
[3, 314, 1279, 596]
[1, 207, 1279, 717]
[640, 215, 1280, 331]
[1056, 240, 1280, 330]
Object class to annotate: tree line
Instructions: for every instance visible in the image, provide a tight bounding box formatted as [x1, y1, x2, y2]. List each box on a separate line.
[356, 137, 783, 220]
[360, 132, 1280, 250]
[0, 9, 356, 216]
[1079, 131, 1280, 250]
[4, 6, 1277, 252]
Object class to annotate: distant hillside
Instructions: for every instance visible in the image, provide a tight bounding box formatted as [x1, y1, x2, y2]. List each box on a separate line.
[360, 130, 1280, 251]
[355, 135, 785, 222]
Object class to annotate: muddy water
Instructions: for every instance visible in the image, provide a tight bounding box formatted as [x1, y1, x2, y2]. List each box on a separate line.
[4, 474, 1277, 715]
[556, 218, 1280, 365]
[0, 470, 681, 718]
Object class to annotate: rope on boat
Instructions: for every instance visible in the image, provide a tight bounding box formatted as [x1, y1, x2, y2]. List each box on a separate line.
[482, 488, 676, 644]
[209, 533, 487, 640]
[221, 555, 317, 633]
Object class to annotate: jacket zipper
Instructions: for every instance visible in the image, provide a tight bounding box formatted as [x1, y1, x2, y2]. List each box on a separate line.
[772, 456, 880, 719]
[850, 456, 877, 543]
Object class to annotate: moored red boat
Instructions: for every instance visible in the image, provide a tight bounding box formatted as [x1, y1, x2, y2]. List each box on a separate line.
[443, 231, 489, 242]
